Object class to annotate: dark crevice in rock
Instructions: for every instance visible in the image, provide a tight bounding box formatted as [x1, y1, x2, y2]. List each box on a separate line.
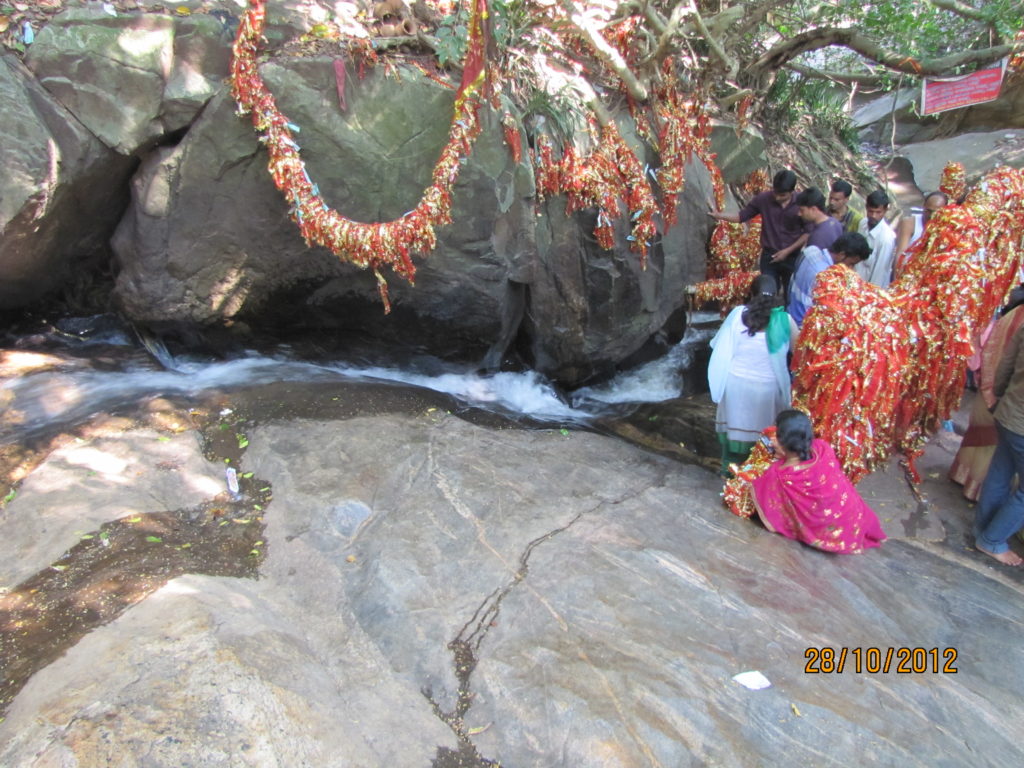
[427, 511, 587, 768]
[154, 123, 190, 149]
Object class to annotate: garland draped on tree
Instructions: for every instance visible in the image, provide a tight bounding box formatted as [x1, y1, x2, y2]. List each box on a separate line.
[723, 164, 1024, 516]
[229, 0, 491, 312]
[529, 64, 716, 268]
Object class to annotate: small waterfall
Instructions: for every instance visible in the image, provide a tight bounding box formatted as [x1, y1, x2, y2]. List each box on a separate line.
[1, 314, 721, 442]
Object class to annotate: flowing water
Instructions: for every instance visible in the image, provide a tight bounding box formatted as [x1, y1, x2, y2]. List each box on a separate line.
[2, 312, 720, 440]
[0, 312, 719, 724]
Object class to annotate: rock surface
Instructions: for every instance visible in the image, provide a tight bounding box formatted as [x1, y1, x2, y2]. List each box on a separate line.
[0, 53, 134, 308]
[0, 1, 771, 386]
[2, 393, 1022, 766]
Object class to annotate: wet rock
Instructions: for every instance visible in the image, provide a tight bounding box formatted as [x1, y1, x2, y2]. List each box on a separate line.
[0, 429, 224, 588]
[3, 412, 1020, 766]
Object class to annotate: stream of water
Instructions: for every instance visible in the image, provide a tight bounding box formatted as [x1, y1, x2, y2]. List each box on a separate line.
[1, 312, 719, 443]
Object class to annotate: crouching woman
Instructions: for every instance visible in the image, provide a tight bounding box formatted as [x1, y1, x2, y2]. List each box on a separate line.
[751, 410, 886, 554]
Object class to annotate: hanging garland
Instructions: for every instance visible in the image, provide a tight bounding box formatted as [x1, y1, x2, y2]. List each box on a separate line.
[693, 271, 759, 310]
[693, 167, 767, 300]
[791, 266, 909, 483]
[531, 119, 660, 265]
[229, 0, 491, 312]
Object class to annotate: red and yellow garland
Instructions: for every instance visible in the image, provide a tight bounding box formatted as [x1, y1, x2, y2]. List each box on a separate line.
[229, 0, 491, 312]
[723, 165, 1024, 514]
[939, 161, 967, 202]
[532, 119, 659, 265]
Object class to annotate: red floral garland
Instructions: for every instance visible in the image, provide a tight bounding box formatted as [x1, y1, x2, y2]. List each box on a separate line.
[723, 166, 1024, 513]
[229, 0, 489, 312]
[939, 161, 967, 202]
[693, 271, 759, 312]
[532, 120, 659, 265]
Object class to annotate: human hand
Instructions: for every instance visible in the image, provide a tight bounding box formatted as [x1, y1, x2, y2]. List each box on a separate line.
[770, 251, 787, 263]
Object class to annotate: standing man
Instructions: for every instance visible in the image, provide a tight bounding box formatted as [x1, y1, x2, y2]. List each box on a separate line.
[796, 187, 843, 251]
[974, 322, 1024, 566]
[893, 190, 949, 272]
[828, 180, 863, 233]
[709, 169, 808, 294]
[788, 232, 871, 326]
[855, 190, 898, 289]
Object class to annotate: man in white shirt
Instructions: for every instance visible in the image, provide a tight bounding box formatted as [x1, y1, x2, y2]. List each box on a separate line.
[856, 190, 897, 289]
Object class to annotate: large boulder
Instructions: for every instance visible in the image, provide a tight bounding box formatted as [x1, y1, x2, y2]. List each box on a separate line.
[0, 53, 134, 309]
[0, 2, 242, 311]
[111, 54, 717, 384]
[2, 1, 735, 384]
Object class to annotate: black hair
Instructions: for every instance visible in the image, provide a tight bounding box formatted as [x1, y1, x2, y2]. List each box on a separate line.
[742, 274, 782, 335]
[776, 409, 814, 461]
[830, 180, 853, 197]
[1002, 283, 1024, 315]
[795, 187, 826, 212]
[831, 231, 871, 262]
[865, 190, 890, 208]
[924, 190, 949, 206]
[772, 169, 797, 194]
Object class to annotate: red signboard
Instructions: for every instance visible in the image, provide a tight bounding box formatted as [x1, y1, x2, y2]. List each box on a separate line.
[921, 61, 1006, 115]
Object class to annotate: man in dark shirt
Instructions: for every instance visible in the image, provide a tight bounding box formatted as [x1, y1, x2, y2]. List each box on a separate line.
[796, 187, 844, 251]
[828, 179, 863, 233]
[709, 169, 808, 294]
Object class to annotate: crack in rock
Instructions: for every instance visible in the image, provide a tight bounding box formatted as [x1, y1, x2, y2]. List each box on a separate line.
[427, 511, 587, 768]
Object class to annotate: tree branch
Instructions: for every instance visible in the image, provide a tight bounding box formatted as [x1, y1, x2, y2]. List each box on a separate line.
[927, 0, 998, 24]
[752, 26, 1018, 78]
[786, 61, 888, 86]
[555, 0, 649, 101]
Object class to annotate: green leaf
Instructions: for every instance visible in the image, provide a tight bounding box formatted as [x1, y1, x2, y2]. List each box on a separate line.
[80, 534, 94, 540]
[145, 535, 163, 543]
[157, 436, 171, 443]
[2, 488, 15, 504]
[236, 434, 249, 449]
[242, 472, 254, 478]
[127, 516, 142, 523]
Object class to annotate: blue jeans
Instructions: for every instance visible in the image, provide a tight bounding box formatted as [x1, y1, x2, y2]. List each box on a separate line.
[975, 421, 1024, 553]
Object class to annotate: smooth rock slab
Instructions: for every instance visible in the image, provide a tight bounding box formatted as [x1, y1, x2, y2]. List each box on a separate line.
[0, 428, 224, 589]
[0, 575, 453, 767]
[1, 410, 1022, 766]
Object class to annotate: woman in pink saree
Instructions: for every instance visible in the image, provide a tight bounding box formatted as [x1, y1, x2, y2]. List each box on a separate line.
[751, 410, 886, 554]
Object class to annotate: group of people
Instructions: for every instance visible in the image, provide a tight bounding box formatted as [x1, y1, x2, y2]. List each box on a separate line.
[701, 170, 957, 558]
[950, 286, 1024, 566]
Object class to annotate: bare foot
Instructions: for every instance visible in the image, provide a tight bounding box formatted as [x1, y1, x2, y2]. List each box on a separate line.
[976, 544, 1024, 566]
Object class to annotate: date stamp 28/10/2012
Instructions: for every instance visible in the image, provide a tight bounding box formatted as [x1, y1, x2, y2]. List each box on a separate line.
[804, 647, 958, 674]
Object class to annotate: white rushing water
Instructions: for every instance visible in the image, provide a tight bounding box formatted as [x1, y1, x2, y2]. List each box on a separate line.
[1, 313, 720, 440]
